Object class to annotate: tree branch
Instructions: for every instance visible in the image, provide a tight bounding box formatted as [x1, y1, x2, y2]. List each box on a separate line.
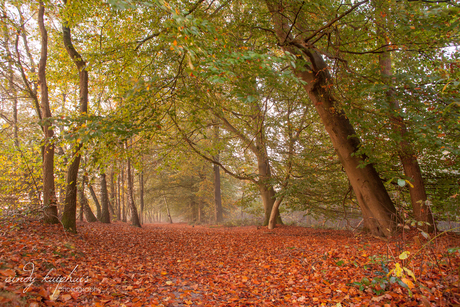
[304, 0, 369, 43]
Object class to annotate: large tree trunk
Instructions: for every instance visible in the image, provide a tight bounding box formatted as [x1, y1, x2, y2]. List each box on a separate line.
[257, 156, 283, 226]
[38, 2, 59, 224]
[265, 0, 398, 237]
[61, 149, 82, 232]
[100, 173, 110, 223]
[61, 1, 89, 232]
[379, 44, 434, 233]
[127, 157, 141, 227]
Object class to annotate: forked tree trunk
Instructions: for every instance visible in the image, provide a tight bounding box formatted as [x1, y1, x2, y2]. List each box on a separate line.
[127, 157, 141, 227]
[379, 44, 434, 232]
[61, 1, 89, 232]
[38, 2, 59, 224]
[100, 173, 110, 223]
[258, 157, 283, 226]
[265, 0, 398, 237]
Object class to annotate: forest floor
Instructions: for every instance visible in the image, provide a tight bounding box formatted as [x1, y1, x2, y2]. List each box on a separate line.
[1, 218, 460, 307]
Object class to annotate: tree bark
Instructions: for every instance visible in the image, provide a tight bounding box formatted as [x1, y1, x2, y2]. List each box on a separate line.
[109, 168, 117, 220]
[265, 0, 398, 237]
[379, 42, 434, 233]
[213, 123, 223, 223]
[213, 161, 223, 223]
[215, 106, 282, 225]
[139, 172, 144, 225]
[78, 176, 97, 222]
[121, 166, 126, 222]
[127, 157, 141, 227]
[60, 0, 89, 232]
[165, 195, 173, 224]
[38, 2, 59, 224]
[117, 172, 121, 220]
[88, 184, 102, 220]
[100, 173, 110, 223]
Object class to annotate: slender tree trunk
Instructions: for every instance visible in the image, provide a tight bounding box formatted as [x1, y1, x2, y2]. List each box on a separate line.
[265, 0, 398, 237]
[88, 184, 102, 220]
[2, 19, 20, 148]
[117, 172, 121, 220]
[127, 157, 141, 227]
[78, 176, 84, 221]
[379, 40, 434, 233]
[108, 199, 115, 217]
[38, 2, 59, 224]
[109, 168, 117, 220]
[164, 195, 173, 224]
[213, 123, 223, 223]
[213, 161, 223, 223]
[139, 172, 144, 225]
[80, 178, 97, 223]
[121, 166, 126, 222]
[61, 0, 89, 232]
[100, 173, 110, 223]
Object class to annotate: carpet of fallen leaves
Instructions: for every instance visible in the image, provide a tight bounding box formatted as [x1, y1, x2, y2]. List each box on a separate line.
[1, 218, 460, 307]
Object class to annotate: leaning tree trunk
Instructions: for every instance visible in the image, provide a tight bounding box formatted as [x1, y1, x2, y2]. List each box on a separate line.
[79, 177, 97, 222]
[88, 184, 102, 220]
[61, 1, 89, 232]
[38, 2, 59, 224]
[265, 0, 398, 237]
[100, 173, 111, 223]
[379, 41, 434, 233]
[127, 157, 141, 227]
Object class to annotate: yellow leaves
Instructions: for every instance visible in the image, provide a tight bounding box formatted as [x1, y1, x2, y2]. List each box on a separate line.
[387, 262, 403, 278]
[405, 180, 414, 188]
[403, 267, 416, 282]
[399, 251, 410, 260]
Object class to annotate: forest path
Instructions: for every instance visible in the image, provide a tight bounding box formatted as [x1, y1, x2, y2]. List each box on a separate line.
[1, 219, 459, 306]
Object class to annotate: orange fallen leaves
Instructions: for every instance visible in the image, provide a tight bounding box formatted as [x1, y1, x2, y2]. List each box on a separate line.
[0, 220, 459, 306]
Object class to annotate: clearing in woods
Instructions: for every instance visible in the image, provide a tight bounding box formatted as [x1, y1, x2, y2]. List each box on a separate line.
[0, 219, 459, 306]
